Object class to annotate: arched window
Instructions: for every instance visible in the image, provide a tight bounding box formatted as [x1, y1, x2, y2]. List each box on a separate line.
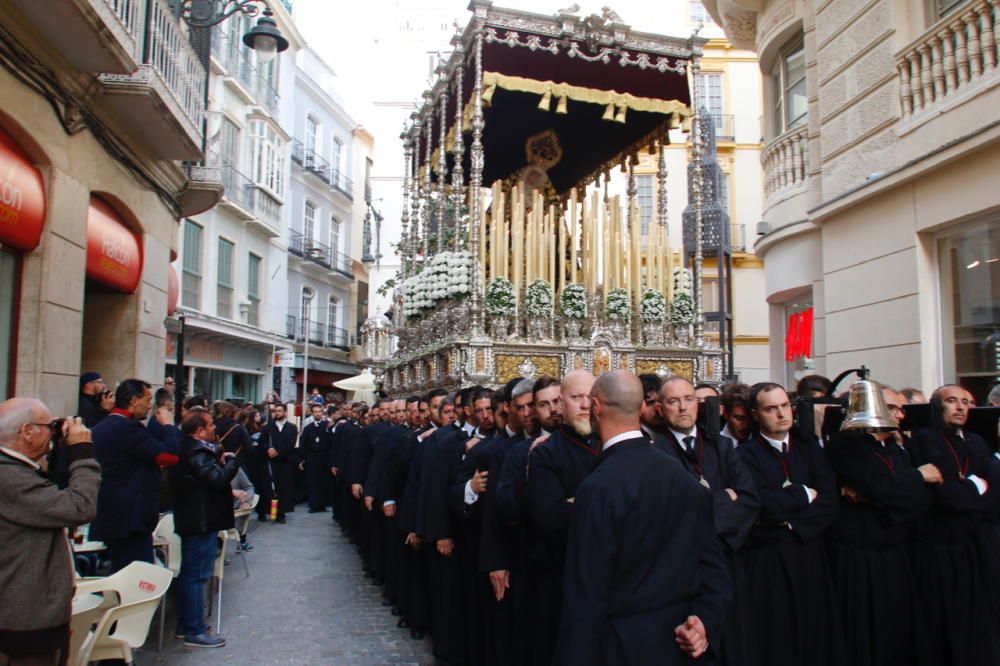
[300, 287, 315, 338]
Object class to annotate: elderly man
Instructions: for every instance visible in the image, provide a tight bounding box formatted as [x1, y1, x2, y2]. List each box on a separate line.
[909, 384, 999, 666]
[0, 399, 99, 665]
[557, 370, 729, 666]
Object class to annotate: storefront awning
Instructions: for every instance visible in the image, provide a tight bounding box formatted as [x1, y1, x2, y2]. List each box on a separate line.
[86, 197, 142, 293]
[0, 127, 45, 252]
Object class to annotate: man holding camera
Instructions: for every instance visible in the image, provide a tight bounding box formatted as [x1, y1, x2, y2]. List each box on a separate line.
[0, 398, 99, 665]
[171, 410, 240, 648]
[77, 372, 113, 428]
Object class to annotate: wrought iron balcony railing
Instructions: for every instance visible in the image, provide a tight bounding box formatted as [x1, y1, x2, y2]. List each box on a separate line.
[288, 229, 355, 278]
[285, 314, 352, 349]
[292, 139, 354, 199]
[709, 113, 735, 141]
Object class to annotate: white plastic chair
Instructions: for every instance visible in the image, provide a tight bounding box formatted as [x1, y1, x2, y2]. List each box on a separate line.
[73, 561, 173, 666]
[207, 531, 228, 632]
[152, 513, 181, 651]
[228, 494, 259, 578]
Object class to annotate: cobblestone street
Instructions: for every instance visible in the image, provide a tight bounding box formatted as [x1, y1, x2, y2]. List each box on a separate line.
[148, 510, 435, 666]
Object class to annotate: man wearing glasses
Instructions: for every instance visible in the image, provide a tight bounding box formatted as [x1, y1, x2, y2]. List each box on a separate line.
[77, 371, 113, 428]
[0, 398, 99, 666]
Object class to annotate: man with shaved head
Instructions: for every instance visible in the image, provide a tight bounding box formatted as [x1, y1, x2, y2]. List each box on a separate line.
[0, 398, 99, 664]
[556, 371, 729, 666]
[655, 376, 759, 666]
[527, 369, 600, 666]
[908, 384, 999, 665]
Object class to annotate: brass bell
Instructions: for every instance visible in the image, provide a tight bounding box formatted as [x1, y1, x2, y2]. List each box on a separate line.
[841, 378, 899, 432]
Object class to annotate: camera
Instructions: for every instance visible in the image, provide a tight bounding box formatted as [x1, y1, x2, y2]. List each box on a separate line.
[48, 417, 66, 447]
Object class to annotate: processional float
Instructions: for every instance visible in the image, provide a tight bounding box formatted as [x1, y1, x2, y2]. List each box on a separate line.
[369, 1, 722, 392]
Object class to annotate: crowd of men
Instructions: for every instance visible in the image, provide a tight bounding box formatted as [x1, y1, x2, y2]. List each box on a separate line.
[298, 371, 1000, 666]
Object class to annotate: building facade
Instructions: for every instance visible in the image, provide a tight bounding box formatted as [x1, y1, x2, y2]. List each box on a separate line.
[0, 0, 220, 414]
[707, 0, 1000, 399]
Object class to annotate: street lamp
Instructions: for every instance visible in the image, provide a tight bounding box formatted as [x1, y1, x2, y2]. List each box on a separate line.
[175, 1, 290, 61]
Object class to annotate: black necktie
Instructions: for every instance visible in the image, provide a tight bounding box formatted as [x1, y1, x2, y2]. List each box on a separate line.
[682, 436, 697, 463]
[781, 441, 788, 455]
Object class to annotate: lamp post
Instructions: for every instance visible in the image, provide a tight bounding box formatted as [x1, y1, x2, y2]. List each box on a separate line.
[174, 1, 290, 60]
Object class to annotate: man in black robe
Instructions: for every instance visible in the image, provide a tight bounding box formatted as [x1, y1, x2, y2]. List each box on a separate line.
[557, 370, 730, 666]
[300, 403, 331, 513]
[826, 421, 938, 666]
[527, 370, 598, 666]
[374, 398, 414, 610]
[737, 382, 846, 666]
[332, 405, 363, 539]
[355, 401, 392, 582]
[655, 377, 760, 666]
[909, 384, 1000, 666]
[326, 404, 348, 524]
[259, 403, 298, 523]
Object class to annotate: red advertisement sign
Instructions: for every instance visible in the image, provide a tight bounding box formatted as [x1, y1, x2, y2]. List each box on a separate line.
[86, 197, 142, 293]
[0, 129, 45, 252]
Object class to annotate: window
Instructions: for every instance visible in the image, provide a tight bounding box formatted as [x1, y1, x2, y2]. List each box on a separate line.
[327, 296, 340, 346]
[182, 220, 203, 309]
[696, 73, 725, 135]
[249, 120, 285, 196]
[718, 172, 730, 213]
[217, 237, 234, 319]
[300, 287, 315, 339]
[332, 137, 343, 180]
[304, 201, 316, 243]
[365, 157, 373, 203]
[637, 175, 654, 236]
[772, 41, 807, 137]
[305, 115, 319, 156]
[247, 253, 261, 327]
[689, 1, 714, 25]
[330, 216, 341, 257]
[219, 117, 239, 167]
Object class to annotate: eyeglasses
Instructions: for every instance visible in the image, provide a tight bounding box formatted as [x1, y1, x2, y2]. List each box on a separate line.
[165, 380, 175, 385]
[28, 420, 62, 435]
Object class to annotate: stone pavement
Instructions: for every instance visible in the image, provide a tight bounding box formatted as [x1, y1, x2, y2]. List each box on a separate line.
[146, 509, 436, 666]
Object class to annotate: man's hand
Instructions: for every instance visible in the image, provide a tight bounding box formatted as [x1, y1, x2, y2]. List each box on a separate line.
[156, 406, 173, 426]
[841, 485, 865, 503]
[725, 488, 738, 502]
[805, 486, 819, 503]
[64, 417, 91, 446]
[566, 497, 574, 504]
[436, 538, 454, 557]
[364, 496, 374, 511]
[529, 433, 551, 452]
[221, 451, 236, 461]
[267, 447, 278, 459]
[405, 532, 421, 549]
[489, 570, 510, 601]
[298, 461, 305, 471]
[675, 616, 709, 658]
[918, 463, 943, 484]
[470, 468, 489, 494]
[232, 489, 248, 502]
[100, 392, 115, 411]
[351, 483, 363, 500]
[466, 437, 481, 452]
[383, 503, 396, 518]
[330, 466, 339, 477]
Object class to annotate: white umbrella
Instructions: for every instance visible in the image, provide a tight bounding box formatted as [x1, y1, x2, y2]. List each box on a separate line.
[333, 370, 377, 403]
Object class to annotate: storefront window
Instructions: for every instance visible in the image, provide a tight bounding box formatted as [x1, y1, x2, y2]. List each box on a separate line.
[0, 249, 16, 399]
[939, 221, 1000, 402]
[191, 368, 262, 403]
[783, 291, 815, 389]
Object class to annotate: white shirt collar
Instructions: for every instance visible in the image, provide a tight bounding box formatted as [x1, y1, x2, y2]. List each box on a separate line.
[761, 432, 790, 453]
[274, 419, 286, 431]
[505, 425, 518, 438]
[720, 423, 735, 442]
[462, 422, 475, 435]
[668, 425, 698, 446]
[602, 430, 645, 451]
[0, 446, 41, 470]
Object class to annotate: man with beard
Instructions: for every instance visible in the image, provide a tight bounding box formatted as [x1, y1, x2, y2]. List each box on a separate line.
[527, 370, 599, 666]
[331, 404, 363, 538]
[353, 400, 392, 582]
[719, 383, 751, 448]
[638, 373, 664, 437]
[656, 377, 760, 665]
[737, 383, 845, 666]
[909, 384, 1000, 666]
[825, 407, 940, 666]
[533, 377, 564, 436]
[301, 403, 332, 513]
[363, 399, 406, 606]
[557, 371, 729, 666]
[259, 403, 298, 524]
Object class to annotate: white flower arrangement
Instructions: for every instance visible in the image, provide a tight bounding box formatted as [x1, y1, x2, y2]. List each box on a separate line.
[606, 287, 631, 321]
[559, 283, 588, 319]
[670, 291, 695, 326]
[400, 251, 474, 320]
[485, 277, 516, 316]
[525, 279, 554, 318]
[640, 288, 667, 323]
[673, 266, 693, 294]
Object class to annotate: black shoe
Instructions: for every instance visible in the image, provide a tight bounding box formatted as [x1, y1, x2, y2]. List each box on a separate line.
[308, 509, 323, 513]
[184, 633, 225, 648]
[397, 618, 409, 628]
[275, 517, 286, 524]
[409, 629, 425, 640]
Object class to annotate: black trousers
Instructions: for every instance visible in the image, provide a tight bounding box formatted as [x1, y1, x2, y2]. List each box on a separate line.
[400, 535, 430, 632]
[427, 546, 466, 663]
[305, 453, 329, 511]
[260, 459, 295, 518]
[106, 532, 154, 573]
[382, 512, 402, 604]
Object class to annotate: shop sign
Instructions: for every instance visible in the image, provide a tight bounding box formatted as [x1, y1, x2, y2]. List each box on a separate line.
[86, 197, 142, 293]
[275, 349, 295, 367]
[0, 129, 45, 251]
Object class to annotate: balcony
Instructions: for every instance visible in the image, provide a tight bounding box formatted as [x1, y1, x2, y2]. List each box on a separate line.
[10, 0, 143, 74]
[285, 314, 352, 350]
[98, 0, 206, 159]
[288, 229, 355, 278]
[218, 164, 281, 237]
[292, 139, 354, 199]
[762, 125, 808, 203]
[211, 31, 280, 115]
[709, 113, 735, 142]
[179, 162, 224, 217]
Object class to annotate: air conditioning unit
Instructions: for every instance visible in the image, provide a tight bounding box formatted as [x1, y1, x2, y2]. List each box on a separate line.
[756, 221, 771, 236]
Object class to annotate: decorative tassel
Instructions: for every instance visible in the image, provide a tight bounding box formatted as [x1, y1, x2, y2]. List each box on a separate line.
[556, 95, 568, 114]
[538, 90, 552, 111]
[615, 105, 627, 123]
[602, 103, 615, 121]
[482, 83, 496, 106]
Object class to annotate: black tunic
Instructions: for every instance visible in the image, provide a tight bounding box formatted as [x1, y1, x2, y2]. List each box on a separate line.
[300, 419, 332, 511]
[259, 421, 298, 518]
[825, 430, 931, 666]
[908, 427, 1000, 666]
[556, 437, 730, 666]
[495, 437, 534, 665]
[737, 433, 846, 666]
[653, 429, 760, 666]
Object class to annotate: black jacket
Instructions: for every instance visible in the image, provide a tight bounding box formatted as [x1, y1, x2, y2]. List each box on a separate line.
[77, 393, 108, 428]
[171, 436, 240, 536]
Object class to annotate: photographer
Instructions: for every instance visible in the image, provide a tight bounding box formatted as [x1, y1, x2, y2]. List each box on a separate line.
[77, 371, 113, 428]
[0, 398, 99, 665]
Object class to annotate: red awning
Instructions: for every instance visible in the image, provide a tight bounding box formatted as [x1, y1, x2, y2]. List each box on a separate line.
[86, 196, 142, 293]
[0, 128, 45, 252]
